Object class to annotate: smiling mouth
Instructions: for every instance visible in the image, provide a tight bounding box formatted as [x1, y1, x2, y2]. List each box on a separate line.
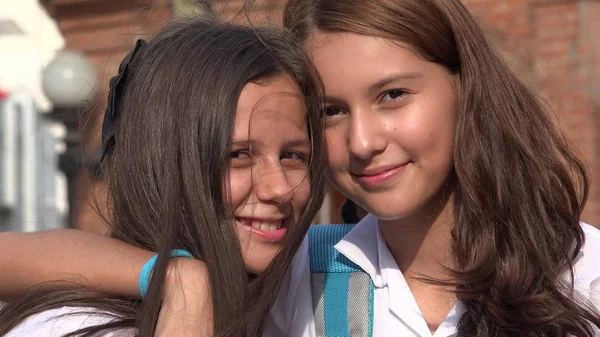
[350, 163, 408, 188]
[352, 163, 409, 177]
[236, 217, 289, 242]
[236, 217, 286, 231]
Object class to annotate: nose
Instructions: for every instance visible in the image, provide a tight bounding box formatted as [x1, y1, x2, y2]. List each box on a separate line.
[254, 163, 294, 206]
[348, 108, 387, 160]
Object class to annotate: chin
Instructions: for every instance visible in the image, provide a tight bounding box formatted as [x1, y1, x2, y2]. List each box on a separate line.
[367, 210, 405, 221]
[244, 253, 278, 275]
[245, 261, 270, 275]
[359, 201, 413, 221]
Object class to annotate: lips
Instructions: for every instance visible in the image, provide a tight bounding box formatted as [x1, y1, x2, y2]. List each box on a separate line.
[351, 163, 408, 188]
[236, 217, 289, 242]
[354, 163, 406, 177]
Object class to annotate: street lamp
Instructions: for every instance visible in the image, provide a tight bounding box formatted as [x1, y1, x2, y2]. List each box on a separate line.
[42, 51, 98, 109]
[42, 50, 98, 228]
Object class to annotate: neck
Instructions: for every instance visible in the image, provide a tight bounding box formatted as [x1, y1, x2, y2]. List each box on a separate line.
[378, 189, 455, 280]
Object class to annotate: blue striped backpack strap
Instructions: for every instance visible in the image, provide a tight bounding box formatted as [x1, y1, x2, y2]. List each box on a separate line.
[308, 224, 374, 337]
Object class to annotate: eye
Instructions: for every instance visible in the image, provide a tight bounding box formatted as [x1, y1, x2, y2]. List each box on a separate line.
[229, 150, 253, 168]
[229, 150, 251, 159]
[282, 151, 307, 161]
[323, 106, 346, 117]
[380, 89, 407, 103]
[281, 151, 309, 167]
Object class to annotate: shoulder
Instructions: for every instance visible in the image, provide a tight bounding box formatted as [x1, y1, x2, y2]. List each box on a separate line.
[582, 222, 600, 242]
[574, 223, 600, 309]
[578, 222, 600, 269]
[273, 235, 311, 304]
[267, 236, 315, 336]
[5, 306, 134, 337]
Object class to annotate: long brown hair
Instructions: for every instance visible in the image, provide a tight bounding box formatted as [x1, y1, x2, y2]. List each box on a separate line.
[0, 17, 325, 337]
[283, 0, 600, 336]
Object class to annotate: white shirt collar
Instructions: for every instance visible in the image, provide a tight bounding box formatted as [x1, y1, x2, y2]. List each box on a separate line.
[334, 214, 385, 287]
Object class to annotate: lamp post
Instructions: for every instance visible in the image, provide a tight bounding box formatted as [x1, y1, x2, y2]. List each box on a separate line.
[42, 50, 98, 228]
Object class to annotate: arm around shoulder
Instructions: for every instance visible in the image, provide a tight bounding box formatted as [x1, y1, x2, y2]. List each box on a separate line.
[0, 229, 154, 300]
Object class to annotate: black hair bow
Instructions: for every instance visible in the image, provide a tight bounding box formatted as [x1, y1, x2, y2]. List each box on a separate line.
[100, 39, 146, 161]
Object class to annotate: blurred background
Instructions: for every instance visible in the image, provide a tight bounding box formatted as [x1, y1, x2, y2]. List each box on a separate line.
[0, 0, 599, 235]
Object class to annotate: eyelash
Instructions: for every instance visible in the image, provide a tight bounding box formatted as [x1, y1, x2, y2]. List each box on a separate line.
[323, 106, 346, 118]
[229, 150, 251, 160]
[323, 88, 409, 118]
[229, 150, 308, 162]
[380, 89, 408, 103]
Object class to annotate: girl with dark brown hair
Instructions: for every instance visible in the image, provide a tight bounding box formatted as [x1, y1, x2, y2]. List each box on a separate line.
[0, 16, 326, 337]
[2, 0, 600, 336]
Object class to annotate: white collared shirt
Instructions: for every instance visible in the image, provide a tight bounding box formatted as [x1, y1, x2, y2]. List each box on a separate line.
[5, 306, 134, 337]
[267, 214, 600, 337]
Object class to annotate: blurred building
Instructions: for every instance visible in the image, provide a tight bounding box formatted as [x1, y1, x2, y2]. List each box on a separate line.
[0, 0, 64, 110]
[0, 0, 69, 232]
[6, 0, 598, 232]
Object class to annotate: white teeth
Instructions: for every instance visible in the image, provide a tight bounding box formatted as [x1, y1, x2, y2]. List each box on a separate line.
[244, 220, 282, 231]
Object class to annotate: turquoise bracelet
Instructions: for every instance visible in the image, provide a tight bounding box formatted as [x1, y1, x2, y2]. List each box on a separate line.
[138, 249, 194, 298]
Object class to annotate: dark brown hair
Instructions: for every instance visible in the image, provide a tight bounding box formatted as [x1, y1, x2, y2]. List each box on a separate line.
[283, 0, 600, 336]
[0, 17, 325, 337]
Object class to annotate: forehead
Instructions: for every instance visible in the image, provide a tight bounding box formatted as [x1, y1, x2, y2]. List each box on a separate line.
[234, 76, 307, 138]
[308, 32, 428, 91]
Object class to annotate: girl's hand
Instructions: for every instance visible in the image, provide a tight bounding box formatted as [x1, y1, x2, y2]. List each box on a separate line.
[155, 258, 213, 337]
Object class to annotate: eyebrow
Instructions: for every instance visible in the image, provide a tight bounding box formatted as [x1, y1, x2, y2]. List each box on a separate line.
[230, 138, 310, 149]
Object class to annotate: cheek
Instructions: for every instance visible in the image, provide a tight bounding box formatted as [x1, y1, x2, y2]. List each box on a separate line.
[227, 170, 252, 212]
[396, 104, 455, 152]
[403, 105, 456, 172]
[290, 171, 311, 211]
[401, 119, 435, 154]
[325, 128, 346, 166]
[421, 104, 456, 158]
